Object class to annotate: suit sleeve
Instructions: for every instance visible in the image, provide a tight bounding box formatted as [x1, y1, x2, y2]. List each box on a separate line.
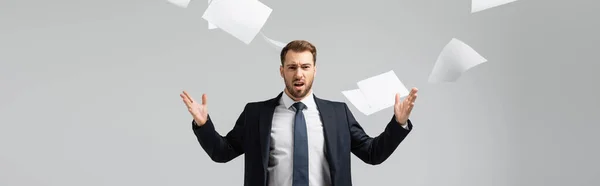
[345, 103, 413, 165]
[191, 104, 247, 163]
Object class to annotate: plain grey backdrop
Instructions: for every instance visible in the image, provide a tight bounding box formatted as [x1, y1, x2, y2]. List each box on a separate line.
[1, 0, 598, 185]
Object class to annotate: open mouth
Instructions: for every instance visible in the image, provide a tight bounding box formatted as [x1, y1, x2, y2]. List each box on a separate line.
[293, 81, 305, 89]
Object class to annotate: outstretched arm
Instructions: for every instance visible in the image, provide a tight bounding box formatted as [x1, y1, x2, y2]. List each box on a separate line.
[180, 91, 245, 163]
[347, 104, 412, 165]
[191, 108, 246, 163]
[349, 87, 418, 165]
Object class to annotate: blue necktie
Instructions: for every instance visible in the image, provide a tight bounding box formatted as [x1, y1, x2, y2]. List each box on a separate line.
[292, 102, 309, 186]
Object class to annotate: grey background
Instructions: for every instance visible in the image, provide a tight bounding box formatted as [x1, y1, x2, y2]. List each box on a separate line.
[1, 0, 598, 185]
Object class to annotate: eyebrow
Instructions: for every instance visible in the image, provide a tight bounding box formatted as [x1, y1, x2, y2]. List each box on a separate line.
[286, 63, 312, 67]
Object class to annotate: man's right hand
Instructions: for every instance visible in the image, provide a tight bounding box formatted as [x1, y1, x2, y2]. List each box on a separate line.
[180, 91, 208, 126]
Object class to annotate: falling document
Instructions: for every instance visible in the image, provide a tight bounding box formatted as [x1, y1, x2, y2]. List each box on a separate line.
[207, 0, 217, 29]
[428, 38, 487, 83]
[167, 0, 191, 8]
[202, 0, 273, 44]
[342, 70, 410, 116]
[472, 0, 518, 13]
[260, 32, 287, 51]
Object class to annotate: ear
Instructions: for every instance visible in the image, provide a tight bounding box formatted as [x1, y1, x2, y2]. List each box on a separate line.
[279, 65, 284, 78]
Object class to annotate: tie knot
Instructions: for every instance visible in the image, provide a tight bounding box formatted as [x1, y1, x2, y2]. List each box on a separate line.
[292, 102, 306, 112]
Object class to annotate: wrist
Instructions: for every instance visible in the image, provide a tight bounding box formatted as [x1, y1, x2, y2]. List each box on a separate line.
[399, 121, 407, 127]
[194, 118, 206, 126]
[395, 117, 406, 125]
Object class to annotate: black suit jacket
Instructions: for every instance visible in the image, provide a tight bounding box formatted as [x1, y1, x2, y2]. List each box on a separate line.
[192, 92, 413, 186]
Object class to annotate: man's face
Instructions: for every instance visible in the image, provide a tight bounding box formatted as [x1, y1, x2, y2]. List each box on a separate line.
[280, 50, 316, 101]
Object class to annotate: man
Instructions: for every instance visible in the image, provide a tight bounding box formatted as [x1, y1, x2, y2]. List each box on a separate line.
[180, 40, 418, 186]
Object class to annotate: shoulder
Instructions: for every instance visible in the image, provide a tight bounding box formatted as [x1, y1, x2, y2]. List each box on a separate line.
[314, 96, 349, 110]
[319, 98, 346, 106]
[244, 94, 281, 109]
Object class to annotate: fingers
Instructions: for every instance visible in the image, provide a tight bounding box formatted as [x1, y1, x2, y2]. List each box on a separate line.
[180, 93, 192, 108]
[406, 102, 415, 114]
[180, 91, 208, 109]
[407, 88, 418, 112]
[409, 87, 418, 95]
[395, 93, 400, 105]
[408, 87, 418, 103]
[182, 90, 196, 103]
[400, 88, 417, 112]
[410, 93, 418, 103]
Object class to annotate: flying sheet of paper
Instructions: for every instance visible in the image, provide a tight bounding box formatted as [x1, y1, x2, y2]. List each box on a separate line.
[168, 0, 191, 8]
[342, 89, 378, 115]
[343, 70, 409, 116]
[208, 0, 218, 29]
[260, 32, 287, 51]
[428, 38, 487, 83]
[202, 0, 272, 44]
[472, 0, 517, 13]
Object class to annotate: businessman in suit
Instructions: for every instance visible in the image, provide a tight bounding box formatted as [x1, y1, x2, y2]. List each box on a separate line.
[180, 40, 418, 186]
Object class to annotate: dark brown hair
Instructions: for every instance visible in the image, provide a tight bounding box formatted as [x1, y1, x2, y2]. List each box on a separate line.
[280, 40, 317, 65]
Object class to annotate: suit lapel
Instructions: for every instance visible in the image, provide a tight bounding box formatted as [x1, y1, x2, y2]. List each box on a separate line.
[258, 93, 338, 183]
[259, 92, 282, 170]
[314, 95, 338, 179]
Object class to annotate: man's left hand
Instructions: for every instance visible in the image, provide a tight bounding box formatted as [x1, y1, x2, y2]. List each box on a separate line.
[394, 87, 418, 125]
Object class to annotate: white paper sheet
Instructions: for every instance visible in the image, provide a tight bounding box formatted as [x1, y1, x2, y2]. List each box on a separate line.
[428, 38, 488, 83]
[342, 89, 378, 116]
[343, 70, 410, 116]
[472, 0, 518, 13]
[208, 0, 218, 29]
[260, 32, 287, 51]
[168, 0, 191, 8]
[202, 0, 272, 44]
[208, 22, 218, 29]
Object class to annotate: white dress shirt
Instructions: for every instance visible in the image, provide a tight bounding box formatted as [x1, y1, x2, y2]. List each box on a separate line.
[268, 91, 331, 186]
[267, 91, 409, 186]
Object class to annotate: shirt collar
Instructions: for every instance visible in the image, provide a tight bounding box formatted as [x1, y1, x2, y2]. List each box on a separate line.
[280, 90, 316, 111]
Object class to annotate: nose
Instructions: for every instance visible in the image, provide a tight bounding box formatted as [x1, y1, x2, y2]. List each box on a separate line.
[294, 68, 303, 79]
